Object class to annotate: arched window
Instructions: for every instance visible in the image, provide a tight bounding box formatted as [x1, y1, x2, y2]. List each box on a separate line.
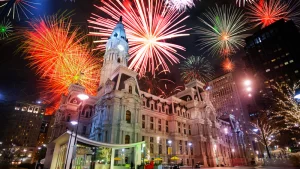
[125, 135, 130, 144]
[129, 86, 132, 94]
[126, 110, 131, 123]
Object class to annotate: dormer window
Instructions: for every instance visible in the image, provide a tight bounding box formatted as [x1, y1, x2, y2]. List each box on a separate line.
[129, 86, 132, 94]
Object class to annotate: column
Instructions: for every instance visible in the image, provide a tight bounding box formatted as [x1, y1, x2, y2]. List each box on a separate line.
[110, 148, 115, 169]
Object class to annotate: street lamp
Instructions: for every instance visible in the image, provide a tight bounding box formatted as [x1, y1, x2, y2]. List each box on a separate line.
[168, 140, 172, 164]
[65, 121, 78, 169]
[188, 143, 192, 167]
[67, 93, 89, 169]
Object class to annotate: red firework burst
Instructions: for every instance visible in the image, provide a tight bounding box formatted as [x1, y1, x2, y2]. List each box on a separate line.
[88, 0, 190, 76]
[247, 0, 300, 28]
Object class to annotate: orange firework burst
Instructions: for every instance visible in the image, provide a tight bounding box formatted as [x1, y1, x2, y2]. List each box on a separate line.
[221, 57, 235, 72]
[21, 15, 85, 78]
[20, 14, 101, 105]
[88, 0, 190, 76]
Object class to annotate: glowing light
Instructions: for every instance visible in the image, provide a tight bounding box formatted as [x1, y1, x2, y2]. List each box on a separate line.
[188, 142, 192, 146]
[77, 94, 89, 101]
[295, 88, 300, 99]
[244, 80, 251, 86]
[180, 55, 214, 83]
[0, 18, 13, 40]
[168, 140, 172, 144]
[118, 44, 124, 51]
[235, 0, 255, 7]
[195, 4, 249, 57]
[232, 149, 235, 152]
[88, 0, 190, 76]
[0, 0, 40, 21]
[246, 87, 252, 92]
[247, 0, 300, 28]
[224, 128, 228, 134]
[221, 57, 235, 72]
[165, 0, 200, 11]
[248, 93, 252, 97]
[253, 128, 259, 132]
[70, 121, 78, 125]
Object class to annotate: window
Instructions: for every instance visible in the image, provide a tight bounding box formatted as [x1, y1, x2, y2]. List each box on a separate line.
[117, 58, 120, 63]
[126, 110, 131, 123]
[150, 117, 154, 130]
[179, 140, 183, 154]
[150, 137, 154, 153]
[166, 121, 169, 133]
[125, 135, 130, 144]
[178, 122, 181, 133]
[290, 60, 294, 63]
[183, 124, 186, 135]
[295, 70, 299, 74]
[82, 126, 87, 135]
[189, 125, 191, 135]
[185, 141, 188, 154]
[142, 115, 145, 128]
[129, 86, 132, 94]
[158, 119, 162, 131]
[142, 136, 145, 141]
[284, 62, 289, 65]
[266, 69, 270, 72]
[159, 145, 162, 154]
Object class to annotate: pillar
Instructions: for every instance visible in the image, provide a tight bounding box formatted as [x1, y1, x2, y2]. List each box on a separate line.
[110, 148, 115, 169]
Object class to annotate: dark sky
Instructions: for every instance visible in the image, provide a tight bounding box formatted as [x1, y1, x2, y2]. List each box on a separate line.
[0, 0, 249, 102]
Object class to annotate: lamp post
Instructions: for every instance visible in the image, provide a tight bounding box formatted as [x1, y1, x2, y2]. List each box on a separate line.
[65, 122, 77, 169]
[168, 140, 172, 164]
[188, 142, 192, 168]
[68, 93, 89, 168]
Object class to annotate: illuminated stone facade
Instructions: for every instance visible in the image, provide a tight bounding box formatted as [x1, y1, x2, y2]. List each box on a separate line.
[51, 20, 243, 167]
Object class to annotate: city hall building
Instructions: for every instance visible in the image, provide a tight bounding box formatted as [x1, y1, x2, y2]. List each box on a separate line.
[49, 18, 246, 168]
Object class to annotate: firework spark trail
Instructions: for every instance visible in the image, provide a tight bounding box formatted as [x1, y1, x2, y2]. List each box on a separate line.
[179, 55, 214, 83]
[165, 0, 199, 11]
[0, 18, 13, 39]
[88, 0, 190, 76]
[236, 0, 255, 7]
[195, 5, 249, 57]
[247, 0, 300, 28]
[0, 0, 40, 21]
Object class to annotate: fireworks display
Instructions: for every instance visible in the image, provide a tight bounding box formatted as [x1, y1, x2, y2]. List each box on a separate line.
[195, 5, 249, 57]
[165, 0, 199, 11]
[180, 55, 214, 83]
[235, 0, 255, 7]
[20, 15, 101, 103]
[221, 57, 235, 72]
[0, 0, 40, 21]
[0, 18, 13, 40]
[247, 0, 300, 28]
[88, 0, 190, 76]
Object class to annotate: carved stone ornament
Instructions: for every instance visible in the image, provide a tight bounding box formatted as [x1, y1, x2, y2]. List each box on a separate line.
[105, 79, 115, 93]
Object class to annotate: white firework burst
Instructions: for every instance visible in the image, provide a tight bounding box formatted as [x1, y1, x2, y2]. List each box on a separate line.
[165, 0, 199, 11]
[236, 0, 256, 7]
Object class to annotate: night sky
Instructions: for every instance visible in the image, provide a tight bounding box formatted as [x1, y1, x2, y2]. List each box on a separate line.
[0, 0, 249, 102]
